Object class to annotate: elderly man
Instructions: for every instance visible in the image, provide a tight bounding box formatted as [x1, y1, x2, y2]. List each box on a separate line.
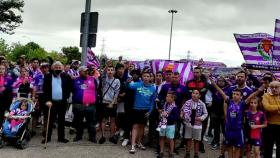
[262, 81, 280, 158]
[72, 66, 98, 143]
[42, 61, 72, 143]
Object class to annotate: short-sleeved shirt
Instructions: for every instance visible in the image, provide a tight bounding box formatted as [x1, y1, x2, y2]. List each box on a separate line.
[102, 76, 120, 104]
[226, 85, 253, 100]
[225, 100, 246, 130]
[245, 111, 267, 140]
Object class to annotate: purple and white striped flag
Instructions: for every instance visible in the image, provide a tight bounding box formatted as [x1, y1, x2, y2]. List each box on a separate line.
[234, 33, 274, 65]
[273, 19, 280, 62]
[87, 48, 100, 68]
[151, 60, 193, 84]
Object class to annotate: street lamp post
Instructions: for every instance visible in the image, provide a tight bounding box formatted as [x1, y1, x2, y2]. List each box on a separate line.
[168, 9, 178, 60]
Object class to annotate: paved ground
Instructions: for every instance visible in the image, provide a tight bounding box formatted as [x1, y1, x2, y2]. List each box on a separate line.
[0, 126, 221, 158]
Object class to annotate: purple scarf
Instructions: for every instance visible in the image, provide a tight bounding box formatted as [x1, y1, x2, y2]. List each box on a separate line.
[158, 102, 176, 128]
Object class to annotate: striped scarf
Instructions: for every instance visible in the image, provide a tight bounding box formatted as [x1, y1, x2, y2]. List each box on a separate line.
[158, 102, 176, 128]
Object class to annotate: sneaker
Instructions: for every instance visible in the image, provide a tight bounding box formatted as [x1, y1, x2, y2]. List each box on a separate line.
[136, 143, 146, 150]
[73, 137, 82, 142]
[184, 152, 190, 158]
[218, 154, 225, 158]
[58, 138, 69, 143]
[122, 139, 129, 147]
[194, 153, 199, 158]
[129, 145, 136, 154]
[211, 144, 218, 150]
[109, 136, 118, 144]
[157, 152, 164, 158]
[99, 137, 106, 144]
[88, 138, 97, 143]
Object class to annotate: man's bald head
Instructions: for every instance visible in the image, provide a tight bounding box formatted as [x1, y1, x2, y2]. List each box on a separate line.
[269, 81, 280, 95]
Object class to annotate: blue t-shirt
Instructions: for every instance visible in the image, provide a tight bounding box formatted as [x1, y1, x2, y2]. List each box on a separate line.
[129, 81, 156, 113]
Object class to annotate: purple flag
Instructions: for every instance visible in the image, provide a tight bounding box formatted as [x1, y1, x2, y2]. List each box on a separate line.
[234, 33, 274, 65]
[273, 19, 280, 62]
[87, 48, 100, 68]
[151, 60, 193, 84]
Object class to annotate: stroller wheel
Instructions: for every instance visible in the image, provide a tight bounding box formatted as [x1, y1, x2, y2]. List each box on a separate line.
[16, 139, 27, 150]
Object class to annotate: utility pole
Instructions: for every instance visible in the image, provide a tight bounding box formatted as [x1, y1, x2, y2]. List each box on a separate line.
[81, 0, 91, 66]
[101, 38, 106, 56]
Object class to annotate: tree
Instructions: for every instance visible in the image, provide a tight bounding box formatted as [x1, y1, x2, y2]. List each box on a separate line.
[0, 38, 11, 56]
[61, 46, 81, 64]
[7, 41, 47, 61]
[48, 51, 67, 64]
[0, 0, 24, 34]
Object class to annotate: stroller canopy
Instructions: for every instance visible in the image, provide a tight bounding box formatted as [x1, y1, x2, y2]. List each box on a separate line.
[9, 98, 34, 114]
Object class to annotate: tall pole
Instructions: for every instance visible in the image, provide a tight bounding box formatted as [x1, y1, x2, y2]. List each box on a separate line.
[168, 10, 177, 60]
[81, 0, 91, 66]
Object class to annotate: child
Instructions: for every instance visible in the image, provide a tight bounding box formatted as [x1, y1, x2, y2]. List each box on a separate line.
[209, 77, 264, 158]
[181, 89, 208, 158]
[245, 97, 267, 158]
[157, 91, 179, 158]
[9, 99, 29, 133]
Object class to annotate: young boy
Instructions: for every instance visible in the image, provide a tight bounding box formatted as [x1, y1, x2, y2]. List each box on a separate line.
[157, 91, 179, 158]
[209, 77, 264, 158]
[181, 89, 208, 158]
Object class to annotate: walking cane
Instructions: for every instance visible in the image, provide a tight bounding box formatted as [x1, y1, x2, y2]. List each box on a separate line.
[44, 106, 51, 149]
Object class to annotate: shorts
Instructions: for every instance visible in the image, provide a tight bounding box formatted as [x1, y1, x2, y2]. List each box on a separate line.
[184, 125, 202, 141]
[248, 139, 262, 146]
[100, 103, 117, 119]
[159, 125, 175, 139]
[132, 109, 149, 125]
[224, 129, 244, 148]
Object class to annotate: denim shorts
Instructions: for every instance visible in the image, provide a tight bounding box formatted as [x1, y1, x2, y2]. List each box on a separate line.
[159, 125, 175, 139]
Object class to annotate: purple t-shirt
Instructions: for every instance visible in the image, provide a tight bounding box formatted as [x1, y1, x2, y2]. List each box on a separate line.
[225, 100, 245, 130]
[226, 85, 253, 100]
[72, 76, 97, 105]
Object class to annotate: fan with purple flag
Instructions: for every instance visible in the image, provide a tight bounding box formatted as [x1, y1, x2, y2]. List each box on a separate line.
[86, 48, 100, 68]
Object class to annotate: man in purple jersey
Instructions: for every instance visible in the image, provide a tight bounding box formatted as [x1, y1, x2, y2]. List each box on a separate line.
[72, 66, 98, 143]
[226, 71, 253, 102]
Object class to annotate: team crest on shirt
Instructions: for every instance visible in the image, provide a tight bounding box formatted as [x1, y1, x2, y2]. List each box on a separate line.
[80, 84, 88, 90]
[255, 117, 260, 121]
[243, 92, 247, 97]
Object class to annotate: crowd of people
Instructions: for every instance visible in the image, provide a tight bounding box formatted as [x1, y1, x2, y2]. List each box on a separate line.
[0, 54, 279, 158]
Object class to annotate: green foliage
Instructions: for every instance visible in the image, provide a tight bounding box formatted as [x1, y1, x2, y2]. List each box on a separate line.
[0, 0, 24, 34]
[1, 39, 79, 64]
[48, 51, 67, 64]
[0, 38, 11, 56]
[61, 46, 81, 64]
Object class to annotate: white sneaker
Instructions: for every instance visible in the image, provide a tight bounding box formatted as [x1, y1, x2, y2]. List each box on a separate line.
[122, 139, 129, 147]
[120, 130, 124, 137]
[129, 145, 136, 154]
[137, 143, 146, 150]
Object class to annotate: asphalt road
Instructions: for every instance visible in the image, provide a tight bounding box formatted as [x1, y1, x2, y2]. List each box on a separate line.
[0, 127, 221, 158]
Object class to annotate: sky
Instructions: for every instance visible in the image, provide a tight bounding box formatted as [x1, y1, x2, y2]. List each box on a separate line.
[1, 0, 280, 67]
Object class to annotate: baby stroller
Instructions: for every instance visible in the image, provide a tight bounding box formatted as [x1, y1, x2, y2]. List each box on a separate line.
[0, 98, 34, 149]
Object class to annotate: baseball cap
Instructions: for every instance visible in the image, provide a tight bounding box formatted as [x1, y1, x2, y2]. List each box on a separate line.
[78, 66, 88, 72]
